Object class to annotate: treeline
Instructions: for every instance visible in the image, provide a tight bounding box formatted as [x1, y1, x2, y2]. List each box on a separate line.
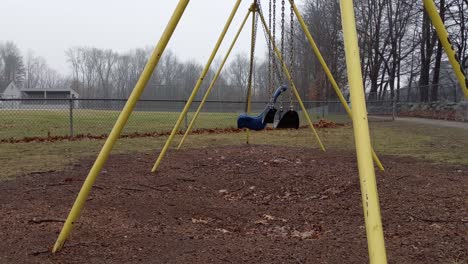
[64, 47, 271, 101]
[2, 0, 467, 102]
[297, 0, 467, 102]
[0, 41, 282, 101]
[0, 42, 66, 90]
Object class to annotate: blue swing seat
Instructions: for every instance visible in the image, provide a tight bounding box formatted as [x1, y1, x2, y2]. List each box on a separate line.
[237, 85, 287, 131]
[237, 110, 270, 131]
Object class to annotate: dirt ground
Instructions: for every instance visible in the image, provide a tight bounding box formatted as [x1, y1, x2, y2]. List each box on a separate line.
[0, 145, 466, 263]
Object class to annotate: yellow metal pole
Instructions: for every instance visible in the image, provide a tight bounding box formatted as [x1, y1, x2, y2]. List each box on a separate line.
[289, 0, 385, 172]
[340, 1, 387, 263]
[423, 0, 468, 99]
[258, 10, 325, 152]
[151, 0, 242, 173]
[245, 6, 256, 144]
[51, 0, 190, 253]
[177, 10, 251, 150]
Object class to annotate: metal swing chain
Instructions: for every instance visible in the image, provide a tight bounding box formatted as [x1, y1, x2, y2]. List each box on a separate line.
[245, 2, 258, 113]
[289, 0, 295, 110]
[272, 0, 277, 89]
[279, 0, 286, 111]
[268, 0, 273, 96]
[281, 0, 285, 60]
[258, 1, 283, 91]
[252, 4, 258, 91]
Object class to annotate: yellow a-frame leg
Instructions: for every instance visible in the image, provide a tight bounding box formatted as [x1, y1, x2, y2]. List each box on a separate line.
[151, 0, 243, 173]
[245, 5, 257, 144]
[257, 9, 326, 151]
[423, 0, 468, 99]
[340, 1, 387, 263]
[289, 0, 385, 171]
[177, 9, 252, 149]
[51, 0, 190, 253]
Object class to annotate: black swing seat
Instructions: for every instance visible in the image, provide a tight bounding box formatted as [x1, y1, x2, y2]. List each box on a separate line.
[263, 108, 277, 123]
[275, 110, 300, 129]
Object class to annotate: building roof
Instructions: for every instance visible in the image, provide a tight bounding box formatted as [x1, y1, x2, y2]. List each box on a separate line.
[20, 87, 78, 94]
[0, 82, 16, 94]
[22, 89, 70, 92]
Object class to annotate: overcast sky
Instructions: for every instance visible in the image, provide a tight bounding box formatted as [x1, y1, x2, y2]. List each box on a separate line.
[1, 0, 306, 75]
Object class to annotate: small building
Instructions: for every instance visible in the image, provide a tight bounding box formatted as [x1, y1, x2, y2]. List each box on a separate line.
[21, 87, 79, 108]
[0, 82, 80, 109]
[20, 88, 79, 100]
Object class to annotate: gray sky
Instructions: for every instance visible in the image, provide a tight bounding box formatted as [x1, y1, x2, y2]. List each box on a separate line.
[1, 0, 304, 75]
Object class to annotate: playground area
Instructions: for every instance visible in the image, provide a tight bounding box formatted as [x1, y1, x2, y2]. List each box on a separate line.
[1, 120, 467, 263]
[0, 143, 466, 263]
[1, 0, 467, 262]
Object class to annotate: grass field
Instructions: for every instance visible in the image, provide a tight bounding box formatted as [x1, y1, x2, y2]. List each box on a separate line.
[1, 120, 466, 180]
[0, 109, 349, 139]
[0, 109, 237, 139]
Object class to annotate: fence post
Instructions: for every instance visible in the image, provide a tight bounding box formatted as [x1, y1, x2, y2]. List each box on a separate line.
[184, 99, 188, 130]
[322, 102, 325, 118]
[69, 95, 74, 137]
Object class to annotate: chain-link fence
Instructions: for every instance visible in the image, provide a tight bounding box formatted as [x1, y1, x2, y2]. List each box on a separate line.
[367, 82, 468, 122]
[0, 98, 403, 140]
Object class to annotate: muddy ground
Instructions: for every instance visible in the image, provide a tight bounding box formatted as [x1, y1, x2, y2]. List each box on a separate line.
[0, 145, 466, 263]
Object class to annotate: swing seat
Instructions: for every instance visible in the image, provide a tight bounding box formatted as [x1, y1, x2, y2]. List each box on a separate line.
[275, 110, 300, 129]
[263, 108, 277, 123]
[237, 108, 277, 130]
[237, 86, 286, 130]
[237, 111, 268, 131]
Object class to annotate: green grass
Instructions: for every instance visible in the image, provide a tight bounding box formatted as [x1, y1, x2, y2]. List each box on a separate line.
[1, 120, 467, 180]
[0, 109, 241, 139]
[0, 108, 348, 139]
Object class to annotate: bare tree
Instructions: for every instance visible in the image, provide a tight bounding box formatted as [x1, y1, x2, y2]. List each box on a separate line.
[227, 53, 250, 100]
[445, 0, 468, 76]
[112, 54, 132, 98]
[298, 0, 346, 100]
[380, 0, 419, 101]
[96, 49, 117, 97]
[25, 51, 47, 88]
[179, 60, 203, 99]
[24, 51, 65, 89]
[419, 7, 438, 102]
